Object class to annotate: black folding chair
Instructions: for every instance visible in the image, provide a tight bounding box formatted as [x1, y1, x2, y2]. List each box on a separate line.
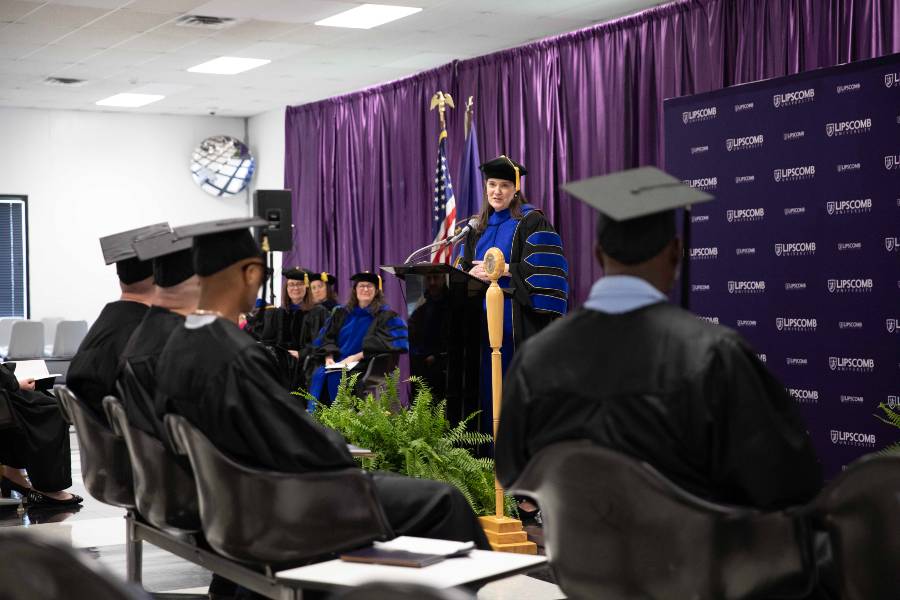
[55, 385, 135, 510]
[165, 413, 393, 568]
[509, 441, 815, 600]
[809, 452, 900, 600]
[333, 582, 475, 600]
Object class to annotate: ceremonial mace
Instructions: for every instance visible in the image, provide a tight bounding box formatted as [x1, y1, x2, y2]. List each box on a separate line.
[478, 247, 537, 554]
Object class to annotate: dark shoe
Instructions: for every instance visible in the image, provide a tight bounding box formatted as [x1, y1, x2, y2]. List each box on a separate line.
[0, 477, 31, 498]
[26, 490, 83, 507]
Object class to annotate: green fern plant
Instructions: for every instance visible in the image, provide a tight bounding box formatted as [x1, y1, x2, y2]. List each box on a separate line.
[295, 369, 516, 516]
[874, 402, 900, 456]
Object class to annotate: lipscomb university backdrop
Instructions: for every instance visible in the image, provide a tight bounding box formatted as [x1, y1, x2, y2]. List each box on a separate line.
[664, 53, 900, 479]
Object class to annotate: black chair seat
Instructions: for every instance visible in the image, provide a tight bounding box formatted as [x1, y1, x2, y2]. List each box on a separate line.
[509, 441, 814, 600]
[810, 452, 900, 600]
[104, 396, 200, 534]
[55, 385, 135, 510]
[165, 413, 393, 567]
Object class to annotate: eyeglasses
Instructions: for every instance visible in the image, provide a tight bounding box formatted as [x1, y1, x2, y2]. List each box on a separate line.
[286, 281, 307, 288]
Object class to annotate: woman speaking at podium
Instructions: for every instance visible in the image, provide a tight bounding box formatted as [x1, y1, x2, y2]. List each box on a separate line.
[458, 155, 568, 431]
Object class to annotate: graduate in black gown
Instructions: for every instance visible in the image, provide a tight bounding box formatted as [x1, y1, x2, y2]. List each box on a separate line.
[308, 272, 409, 405]
[458, 156, 568, 433]
[155, 219, 488, 549]
[496, 168, 823, 511]
[0, 363, 82, 506]
[117, 229, 199, 440]
[296, 271, 339, 390]
[68, 223, 169, 419]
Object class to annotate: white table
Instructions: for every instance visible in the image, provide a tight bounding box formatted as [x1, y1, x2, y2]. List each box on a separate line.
[276, 539, 547, 592]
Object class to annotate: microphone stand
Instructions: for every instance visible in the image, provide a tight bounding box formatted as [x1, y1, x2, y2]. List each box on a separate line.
[404, 217, 474, 264]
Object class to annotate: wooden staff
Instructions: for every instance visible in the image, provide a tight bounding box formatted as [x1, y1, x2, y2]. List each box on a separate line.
[483, 247, 505, 517]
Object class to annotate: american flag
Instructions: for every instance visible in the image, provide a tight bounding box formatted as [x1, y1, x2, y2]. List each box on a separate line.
[430, 130, 456, 263]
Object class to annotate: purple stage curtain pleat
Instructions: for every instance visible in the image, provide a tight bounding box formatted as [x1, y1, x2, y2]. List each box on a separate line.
[284, 0, 899, 309]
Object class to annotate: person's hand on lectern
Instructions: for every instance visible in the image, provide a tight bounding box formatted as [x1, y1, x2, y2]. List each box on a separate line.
[325, 356, 335, 367]
[468, 260, 489, 282]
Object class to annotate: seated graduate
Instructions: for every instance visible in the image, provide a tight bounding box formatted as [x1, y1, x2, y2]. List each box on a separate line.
[308, 272, 409, 405]
[68, 223, 169, 419]
[0, 363, 82, 506]
[496, 168, 823, 511]
[117, 229, 199, 441]
[154, 219, 488, 548]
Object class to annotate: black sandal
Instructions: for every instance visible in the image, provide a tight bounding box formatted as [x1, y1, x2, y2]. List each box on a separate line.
[26, 490, 83, 506]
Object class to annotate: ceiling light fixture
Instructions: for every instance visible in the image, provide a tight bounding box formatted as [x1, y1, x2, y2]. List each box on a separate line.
[187, 56, 271, 75]
[315, 3, 422, 29]
[95, 93, 165, 108]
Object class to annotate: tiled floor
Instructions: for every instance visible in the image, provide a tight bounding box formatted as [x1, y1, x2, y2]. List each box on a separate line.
[0, 431, 566, 599]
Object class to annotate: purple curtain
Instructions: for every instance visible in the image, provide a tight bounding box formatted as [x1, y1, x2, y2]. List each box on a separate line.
[284, 0, 899, 309]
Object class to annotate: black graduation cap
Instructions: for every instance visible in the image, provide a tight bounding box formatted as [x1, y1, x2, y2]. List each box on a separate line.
[173, 217, 268, 277]
[283, 266, 309, 284]
[99, 223, 169, 284]
[562, 167, 714, 265]
[480, 155, 527, 191]
[133, 230, 195, 288]
[351, 271, 382, 290]
[308, 271, 336, 286]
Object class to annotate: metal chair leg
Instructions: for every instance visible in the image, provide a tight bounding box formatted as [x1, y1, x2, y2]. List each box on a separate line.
[125, 513, 143, 584]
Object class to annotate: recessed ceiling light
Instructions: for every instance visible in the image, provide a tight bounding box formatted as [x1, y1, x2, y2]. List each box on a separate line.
[315, 4, 422, 29]
[187, 56, 271, 75]
[95, 93, 165, 108]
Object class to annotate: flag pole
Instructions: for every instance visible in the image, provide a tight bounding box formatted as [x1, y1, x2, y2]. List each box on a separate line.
[430, 91, 455, 131]
[464, 95, 474, 137]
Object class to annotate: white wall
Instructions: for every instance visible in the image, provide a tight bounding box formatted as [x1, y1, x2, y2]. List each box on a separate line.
[248, 106, 287, 305]
[0, 107, 252, 323]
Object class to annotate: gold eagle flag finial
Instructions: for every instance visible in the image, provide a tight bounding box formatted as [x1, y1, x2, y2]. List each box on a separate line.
[430, 91, 455, 131]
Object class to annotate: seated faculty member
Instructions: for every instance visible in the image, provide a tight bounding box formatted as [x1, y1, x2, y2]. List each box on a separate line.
[308, 272, 408, 405]
[496, 168, 823, 511]
[154, 219, 488, 548]
[117, 229, 199, 441]
[68, 223, 169, 419]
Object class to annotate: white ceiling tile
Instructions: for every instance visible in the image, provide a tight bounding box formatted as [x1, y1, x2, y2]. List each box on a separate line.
[131, 81, 194, 95]
[211, 19, 304, 42]
[47, 0, 133, 9]
[74, 48, 166, 69]
[189, 0, 286, 20]
[254, 0, 358, 24]
[383, 51, 458, 70]
[27, 43, 105, 63]
[1, 23, 77, 45]
[115, 32, 200, 53]
[268, 23, 355, 45]
[53, 25, 140, 48]
[231, 41, 318, 60]
[557, 0, 670, 20]
[0, 43, 43, 59]
[89, 9, 180, 32]
[126, 0, 210, 14]
[0, 1, 45, 23]
[18, 3, 113, 28]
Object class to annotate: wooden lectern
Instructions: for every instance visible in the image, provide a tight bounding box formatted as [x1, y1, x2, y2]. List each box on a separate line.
[477, 248, 538, 555]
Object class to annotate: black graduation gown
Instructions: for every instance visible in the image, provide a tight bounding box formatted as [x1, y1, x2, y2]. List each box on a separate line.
[496, 302, 823, 511]
[67, 300, 149, 419]
[155, 315, 488, 548]
[245, 304, 302, 390]
[0, 364, 71, 491]
[117, 305, 184, 441]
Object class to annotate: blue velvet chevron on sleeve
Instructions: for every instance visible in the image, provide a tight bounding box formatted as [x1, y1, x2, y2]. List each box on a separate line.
[520, 227, 569, 316]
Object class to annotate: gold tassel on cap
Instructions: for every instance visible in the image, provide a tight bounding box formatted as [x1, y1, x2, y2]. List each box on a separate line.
[501, 154, 520, 192]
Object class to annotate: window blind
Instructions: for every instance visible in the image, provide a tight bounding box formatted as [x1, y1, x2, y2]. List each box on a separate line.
[0, 198, 27, 318]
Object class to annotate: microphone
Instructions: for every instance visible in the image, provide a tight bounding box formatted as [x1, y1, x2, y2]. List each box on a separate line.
[447, 217, 477, 245]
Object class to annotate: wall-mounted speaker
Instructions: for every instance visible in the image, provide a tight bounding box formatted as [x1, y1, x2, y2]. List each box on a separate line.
[253, 189, 293, 251]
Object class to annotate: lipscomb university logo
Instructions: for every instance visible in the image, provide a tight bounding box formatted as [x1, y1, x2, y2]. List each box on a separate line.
[829, 356, 838, 370]
[827, 202, 835, 215]
[886, 73, 898, 87]
[889, 396, 899, 410]
[826, 123, 834, 137]
[886, 237, 898, 252]
[776, 318, 784, 331]
[728, 281, 735, 293]
[888, 318, 898, 334]
[726, 138, 733, 151]
[775, 243, 783, 256]
[830, 430, 839, 443]
[886, 155, 900, 170]
[828, 279, 836, 293]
